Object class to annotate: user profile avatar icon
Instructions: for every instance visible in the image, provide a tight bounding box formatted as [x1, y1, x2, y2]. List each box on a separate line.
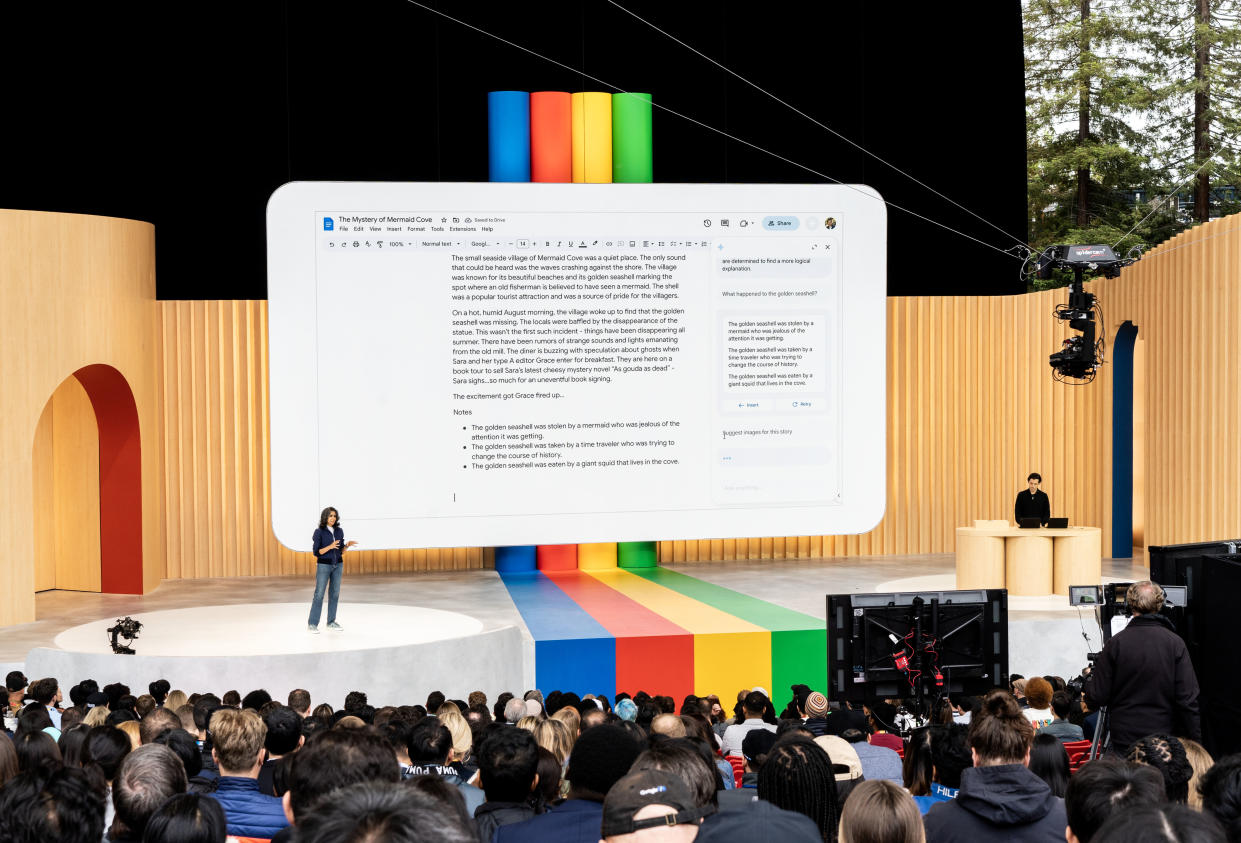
[824, 217, 837, 230]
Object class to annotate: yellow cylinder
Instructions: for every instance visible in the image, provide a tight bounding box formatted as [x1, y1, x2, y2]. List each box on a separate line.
[577, 542, 618, 570]
[571, 92, 613, 183]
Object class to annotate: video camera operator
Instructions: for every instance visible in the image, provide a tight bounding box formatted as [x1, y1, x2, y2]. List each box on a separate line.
[1085, 580, 1201, 755]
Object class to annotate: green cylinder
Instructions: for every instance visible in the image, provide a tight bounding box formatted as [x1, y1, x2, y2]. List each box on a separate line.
[617, 540, 658, 569]
[611, 93, 653, 183]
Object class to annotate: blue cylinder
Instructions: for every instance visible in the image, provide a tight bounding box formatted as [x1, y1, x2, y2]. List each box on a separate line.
[494, 545, 538, 573]
[488, 91, 531, 182]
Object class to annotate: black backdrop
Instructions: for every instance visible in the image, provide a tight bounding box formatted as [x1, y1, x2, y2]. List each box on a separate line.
[2, 1, 1026, 299]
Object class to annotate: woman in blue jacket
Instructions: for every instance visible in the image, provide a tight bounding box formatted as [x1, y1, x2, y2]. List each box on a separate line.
[308, 506, 356, 632]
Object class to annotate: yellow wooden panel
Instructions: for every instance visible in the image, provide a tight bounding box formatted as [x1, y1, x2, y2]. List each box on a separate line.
[52, 378, 102, 592]
[32, 402, 56, 592]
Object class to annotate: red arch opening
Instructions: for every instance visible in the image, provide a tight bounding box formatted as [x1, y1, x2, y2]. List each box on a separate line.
[73, 364, 143, 594]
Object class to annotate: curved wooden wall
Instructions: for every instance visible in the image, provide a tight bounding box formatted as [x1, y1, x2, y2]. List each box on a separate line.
[0, 209, 160, 627]
[154, 217, 1241, 578]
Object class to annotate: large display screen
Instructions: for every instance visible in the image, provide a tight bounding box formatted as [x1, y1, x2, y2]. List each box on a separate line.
[267, 182, 886, 550]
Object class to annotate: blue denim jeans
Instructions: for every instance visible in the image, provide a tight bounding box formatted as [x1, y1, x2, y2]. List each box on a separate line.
[308, 562, 342, 626]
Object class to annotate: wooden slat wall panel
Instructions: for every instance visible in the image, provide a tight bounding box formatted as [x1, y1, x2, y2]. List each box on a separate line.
[157, 301, 485, 578]
[157, 218, 1241, 572]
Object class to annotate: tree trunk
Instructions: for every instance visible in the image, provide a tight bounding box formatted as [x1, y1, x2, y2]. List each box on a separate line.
[1077, 0, 1091, 227]
[1194, 0, 1211, 222]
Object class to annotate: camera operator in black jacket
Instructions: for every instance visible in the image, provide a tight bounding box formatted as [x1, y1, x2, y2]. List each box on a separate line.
[1085, 581, 1201, 755]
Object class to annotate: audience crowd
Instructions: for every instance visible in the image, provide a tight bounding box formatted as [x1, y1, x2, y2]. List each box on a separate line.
[2, 664, 1237, 843]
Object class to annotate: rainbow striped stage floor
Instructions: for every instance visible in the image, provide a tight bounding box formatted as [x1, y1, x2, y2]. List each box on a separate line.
[499, 567, 825, 701]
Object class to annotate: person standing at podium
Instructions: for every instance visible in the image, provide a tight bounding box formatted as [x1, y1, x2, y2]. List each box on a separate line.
[1014, 473, 1050, 526]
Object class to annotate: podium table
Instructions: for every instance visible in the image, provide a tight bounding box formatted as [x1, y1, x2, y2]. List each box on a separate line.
[955, 524, 1101, 596]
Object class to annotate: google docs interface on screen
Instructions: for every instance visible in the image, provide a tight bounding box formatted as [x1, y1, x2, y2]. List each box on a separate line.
[267, 183, 885, 549]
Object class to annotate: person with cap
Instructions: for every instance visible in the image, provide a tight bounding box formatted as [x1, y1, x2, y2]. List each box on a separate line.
[601, 768, 703, 842]
[721, 691, 777, 757]
[740, 728, 778, 788]
[802, 691, 831, 736]
[616, 698, 639, 722]
[497, 723, 643, 843]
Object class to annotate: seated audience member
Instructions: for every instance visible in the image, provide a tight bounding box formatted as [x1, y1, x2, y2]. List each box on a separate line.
[108, 744, 187, 841]
[28, 677, 63, 729]
[286, 689, 311, 719]
[84, 724, 132, 829]
[405, 717, 484, 815]
[0, 765, 105, 843]
[191, 695, 222, 774]
[633, 738, 722, 815]
[257, 706, 303, 796]
[679, 713, 734, 790]
[474, 726, 542, 843]
[581, 706, 607, 731]
[15, 730, 62, 771]
[722, 691, 778, 757]
[296, 782, 478, 843]
[843, 726, 903, 784]
[922, 689, 1066, 842]
[58, 723, 89, 766]
[138, 706, 181, 745]
[148, 680, 171, 708]
[1081, 697, 1099, 743]
[0, 732, 19, 786]
[5, 670, 27, 715]
[867, 702, 904, 753]
[912, 724, 972, 815]
[757, 738, 840, 840]
[652, 713, 687, 739]
[503, 697, 527, 725]
[801, 691, 831, 736]
[839, 779, 925, 843]
[152, 728, 216, 793]
[164, 690, 188, 712]
[1028, 733, 1070, 798]
[208, 707, 289, 838]
[1179, 738, 1212, 810]
[136, 695, 157, 719]
[242, 689, 273, 713]
[903, 728, 934, 797]
[824, 700, 873, 738]
[1064, 759, 1166, 843]
[221, 690, 241, 709]
[116, 719, 142, 749]
[496, 724, 643, 843]
[1041, 692, 1084, 742]
[601, 769, 704, 843]
[741, 728, 778, 788]
[279, 728, 401, 842]
[493, 693, 515, 722]
[143, 793, 228, 843]
[615, 698, 638, 722]
[1011, 677, 1028, 707]
[1200, 753, 1241, 839]
[15, 703, 57, 740]
[813, 734, 866, 804]
[1126, 734, 1193, 804]
[1091, 803, 1225, 843]
[1022, 678, 1055, 731]
[532, 746, 562, 807]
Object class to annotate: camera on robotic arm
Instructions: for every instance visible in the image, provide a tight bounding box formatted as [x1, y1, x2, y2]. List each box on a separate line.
[1036, 244, 1140, 384]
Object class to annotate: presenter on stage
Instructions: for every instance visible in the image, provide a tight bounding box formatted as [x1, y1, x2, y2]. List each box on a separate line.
[307, 506, 357, 633]
[1014, 472, 1051, 526]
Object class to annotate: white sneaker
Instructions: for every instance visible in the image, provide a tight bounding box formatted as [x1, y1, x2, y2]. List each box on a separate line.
[327, 622, 344, 631]
[308, 625, 320, 634]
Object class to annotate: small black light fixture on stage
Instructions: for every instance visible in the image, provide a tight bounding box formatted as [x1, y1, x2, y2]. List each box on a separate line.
[107, 617, 144, 655]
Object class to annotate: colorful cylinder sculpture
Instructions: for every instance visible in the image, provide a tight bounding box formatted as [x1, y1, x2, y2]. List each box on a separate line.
[577, 542, 618, 570]
[494, 545, 538, 573]
[611, 92, 653, 183]
[571, 92, 613, 183]
[617, 541, 658, 569]
[488, 91, 531, 182]
[531, 91, 572, 183]
[537, 544, 578, 571]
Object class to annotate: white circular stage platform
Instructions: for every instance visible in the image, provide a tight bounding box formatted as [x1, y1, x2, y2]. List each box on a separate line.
[25, 603, 526, 708]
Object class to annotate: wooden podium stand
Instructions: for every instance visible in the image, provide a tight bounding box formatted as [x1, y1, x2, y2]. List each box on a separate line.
[956, 523, 1101, 596]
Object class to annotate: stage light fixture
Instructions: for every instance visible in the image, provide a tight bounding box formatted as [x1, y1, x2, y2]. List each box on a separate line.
[1035, 244, 1140, 384]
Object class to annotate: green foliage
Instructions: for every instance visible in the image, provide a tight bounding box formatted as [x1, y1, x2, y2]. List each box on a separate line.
[1023, 0, 1241, 290]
